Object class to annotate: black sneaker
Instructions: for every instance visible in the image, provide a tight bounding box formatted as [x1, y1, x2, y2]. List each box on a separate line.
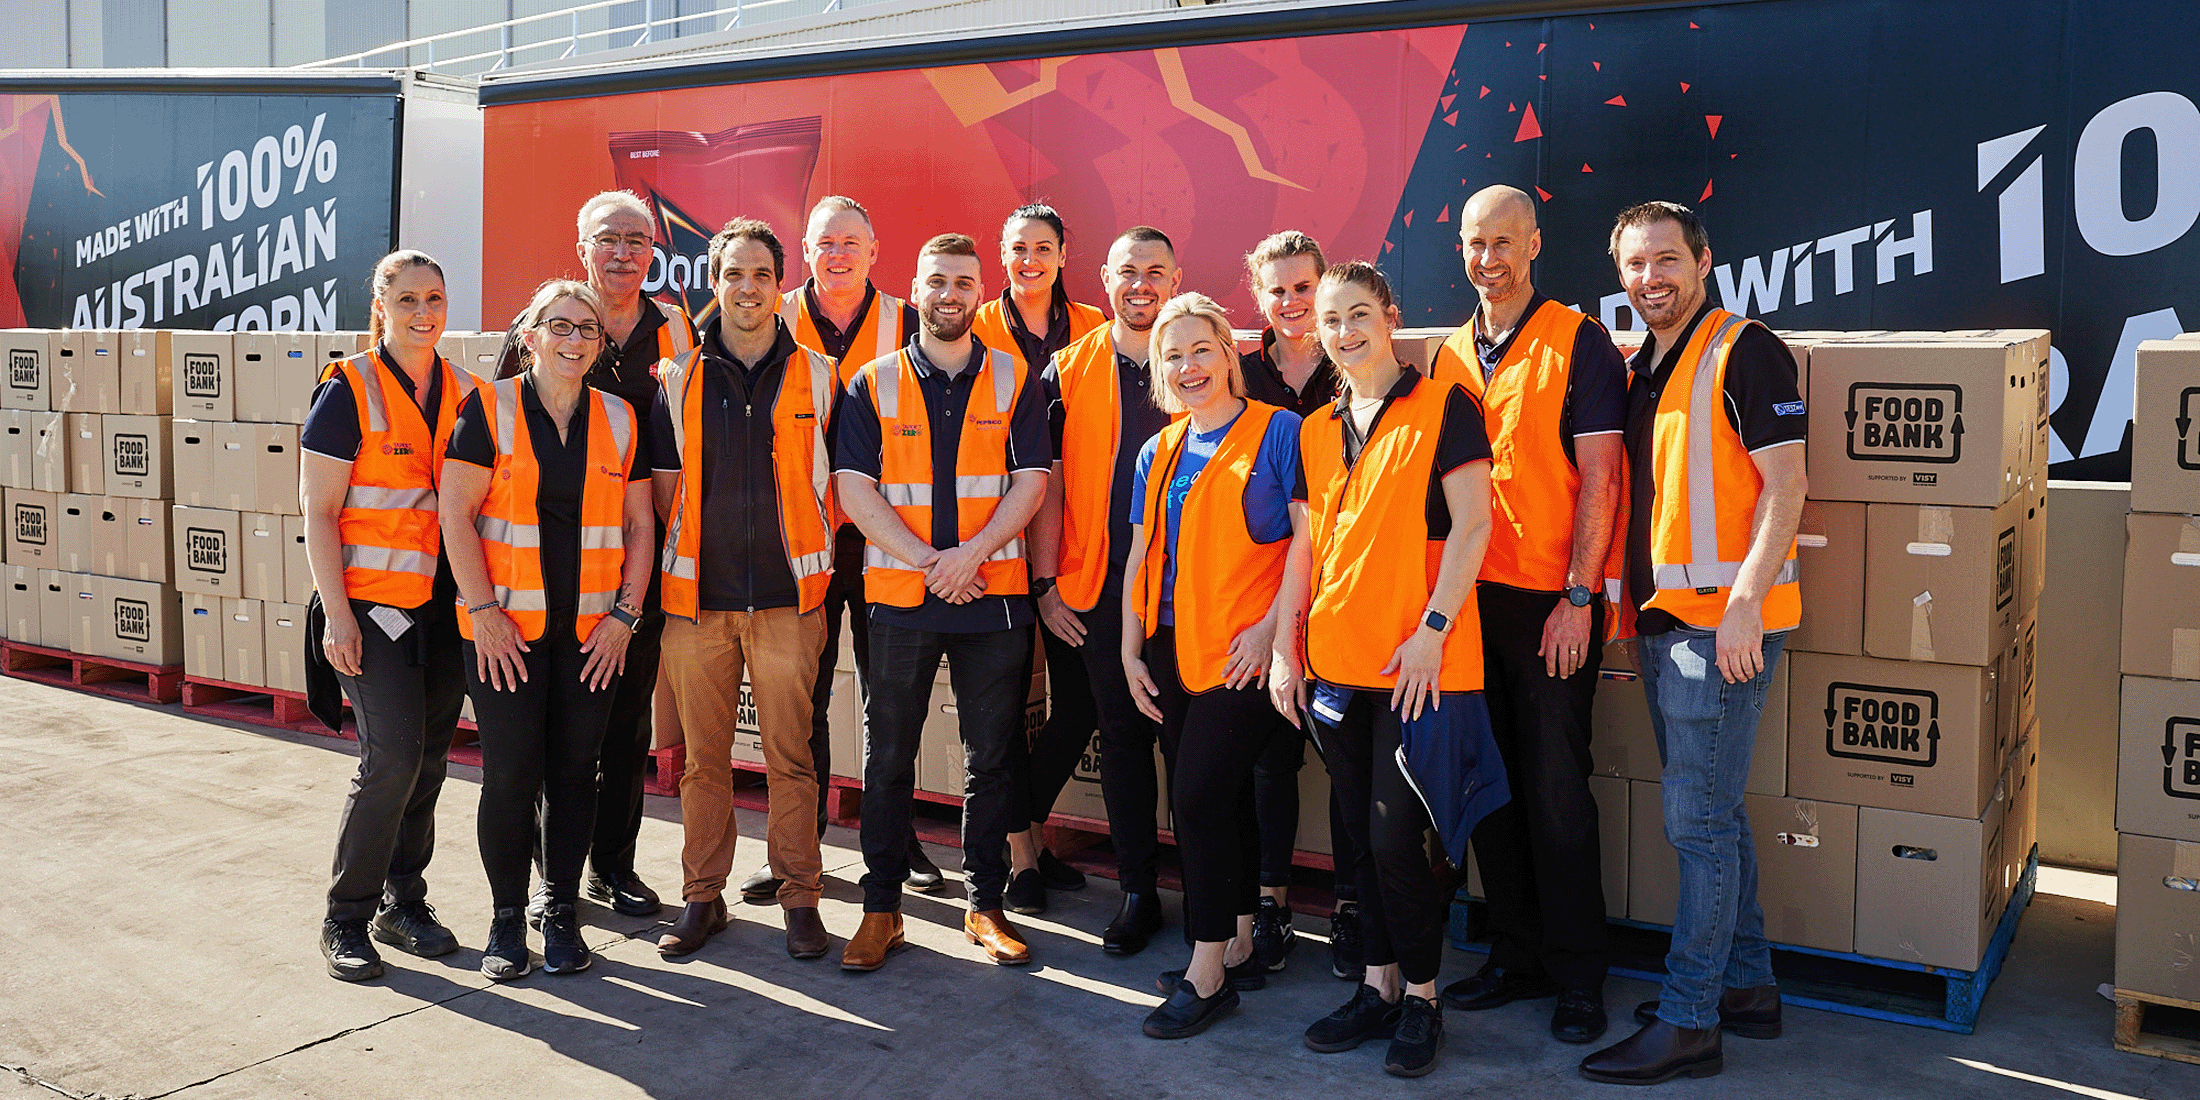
[528, 880, 553, 927]
[1329, 902, 1364, 980]
[1384, 995, 1445, 1077]
[481, 907, 531, 981]
[1252, 897, 1296, 971]
[371, 900, 458, 957]
[540, 903, 592, 974]
[1304, 984, 1403, 1053]
[321, 919, 384, 981]
[1155, 954, 1267, 994]
[1143, 979, 1240, 1040]
[1005, 869, 1048, 915]
[1037, 847, 1087, 891]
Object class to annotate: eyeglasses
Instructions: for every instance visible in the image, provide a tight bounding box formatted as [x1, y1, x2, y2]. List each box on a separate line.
[587, 233, 654, 255]
[534, 318, 605, 341]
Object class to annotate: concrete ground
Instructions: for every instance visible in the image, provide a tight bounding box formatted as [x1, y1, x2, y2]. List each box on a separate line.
[2, 674, 2194, 1100]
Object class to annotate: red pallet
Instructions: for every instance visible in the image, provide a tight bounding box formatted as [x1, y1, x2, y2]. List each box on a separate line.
[180, 676, 319, 729]
[3, 641, 182, 704]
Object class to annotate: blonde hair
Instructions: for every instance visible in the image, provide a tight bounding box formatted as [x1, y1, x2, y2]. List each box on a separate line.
[1243, 229, 1327, 289]
[514, 279, 606, 369]
[1146, 292, 1242, 414]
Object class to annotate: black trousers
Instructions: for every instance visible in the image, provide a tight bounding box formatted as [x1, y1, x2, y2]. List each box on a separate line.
[808, 525, 871, 837]
[1318, 689, 1453, 985]
[1073, 593, 1168, 895]
[469, 608, 622, 910]
[1149, 630, 1268, 943]
[1014, 621, 1098, 829]
[1251, 712, 1305, 888]
[586, 568, 664, 877]
[859, 618, 1031, 912]
[1469, 582, 1610, 989]
[326, 599, 466, 923]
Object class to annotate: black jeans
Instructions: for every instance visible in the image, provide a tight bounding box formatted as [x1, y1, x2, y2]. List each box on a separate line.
[1149, 630, 1268, 943]
[808, 525, 871, 836]
[1014, 621, 1098, 829]
[1251, 712, 1305, 888]
[587, 568, 664, 877]
[1317, 688, 1452, 985]
[1072, 592, 1167, 895]
[1469, 583, 1609, 989]
[469, 608, 622, 910]
[859, 618, 1031, 912]
[326, 599, 465, 923]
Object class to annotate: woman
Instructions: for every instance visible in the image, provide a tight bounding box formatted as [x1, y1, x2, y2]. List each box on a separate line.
[970, 203, 1109, 912]
[1270, 262, 1499, 1079]
[440, 280, 655, 980]
[302, 250, 478, 982]
[1121, 293, 1304, 1039]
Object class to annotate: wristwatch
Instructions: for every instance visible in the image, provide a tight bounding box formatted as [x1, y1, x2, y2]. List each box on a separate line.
[1031, 575, 1058, 598]
[608, 606, 640, 630]
[1566, 585, 1595, 608]
[1422, 608, 1453, 635]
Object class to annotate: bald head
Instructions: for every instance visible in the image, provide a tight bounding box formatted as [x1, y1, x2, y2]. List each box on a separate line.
[1463, 185, 1537, 228]
[1459, 184, 1541, 308]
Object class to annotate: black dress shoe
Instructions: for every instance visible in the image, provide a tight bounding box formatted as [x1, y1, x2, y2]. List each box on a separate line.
[1037, 847, 1086, 891]
[1005, 869, 1048, 915]
[1384, 995, 1445, 1078]
[738, 864, 782, 903]
[1440, 964, 1559, 1011]
[1552, 987, 1609, 1044]
[1579, 1020, 1723, 1085]
[371, 900, 458, 957]
[1155, 955, 1267, 994]
[1304, 983, 1403, 1053]
[586, 868, 662, 916]
[1143, 979, 1240, 1039]
[321, 919, 384, 982]
[907, 837, 945, 891]
[1632, 984, 1783, 1039]
[1102, 893, 1163, 956]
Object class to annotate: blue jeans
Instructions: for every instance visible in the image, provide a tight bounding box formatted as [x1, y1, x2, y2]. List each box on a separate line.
[1638, 626, 1787, 1030]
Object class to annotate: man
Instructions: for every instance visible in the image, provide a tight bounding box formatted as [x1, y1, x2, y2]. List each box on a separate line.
[1428, 185, 1627, 1044]
[1028, 226, 1180, 955]
[834, 233, 1050, 972]
[649, 218, 840, 961]
[1579, 202, 1806, 1086]
[739, 195, 939, 902]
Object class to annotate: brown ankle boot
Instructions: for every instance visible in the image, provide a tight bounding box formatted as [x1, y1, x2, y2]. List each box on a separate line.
[964, 909, 1031, 966]
[840, 911, 905, 972]
[656, 897, 729, 957]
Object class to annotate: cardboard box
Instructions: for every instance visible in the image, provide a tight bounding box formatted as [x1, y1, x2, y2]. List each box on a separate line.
[162, 331, 234, 420]
[65, 413, 102, 494]
[264, 602, 308, 693]
[115, 330, 167, 415]
[6, 488, 58, 566]
[239, 513, 285, 602]
[24, 410, 65, 492]
[2112, 831, 2200, 1001]
[1862, 497, 2023, 667]
[921, 671, 1053, 802]
[100, 414, 170, 499]
[1749, 794, 1859, 953]
[170, 421, 217, 508]
[2118, 676, 2200, 843]
[317, 332, 370, 384]
[1791, 500, 1865, 656]
[221, 598, 265, 688]
[1590, 641, 1787, 795]
[2120, 512, 2200, 680]
[1854, 787, 2008, 970]
[54, 493, 97, 573]
[1804, 333, 2045, 506]
[36, 569, 79, 651]
[92, 496, 169, 583]
[2132, 340, 2200, 515]
[1787, 652, 2003, 817]
[0, 409, 24, 488]
[2017, 481, 2046, 622]
[50, 570, 97, 654]
[171, 505, 241, 598]
[5, 564, 36, 644]
[2003, 726, 2038, 896]
[282, 514, 312, 603]
[2001, 616, 2037, 754]
[55, 331, 119, 412]
[181, 592, 223, 678]
[232, 332, 319, 423]
[208, 421, 301, 515]
[462, 333, 508, 380]
[825, 668, 861, 781]
[93, 576, 180, 666]
[1627, 779, 1677, 925]
[0, 329, 57, 411]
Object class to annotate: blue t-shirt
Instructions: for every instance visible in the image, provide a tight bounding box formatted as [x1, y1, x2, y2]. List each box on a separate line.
[1130, 406, 1302, 625]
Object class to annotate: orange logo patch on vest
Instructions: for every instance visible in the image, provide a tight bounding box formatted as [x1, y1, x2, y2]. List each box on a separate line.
[599, 466, 626, 479]
[895, 425, 922, 437]
[972, 418, 1004, 428]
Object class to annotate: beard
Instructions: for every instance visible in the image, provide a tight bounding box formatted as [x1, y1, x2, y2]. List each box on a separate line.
[921, 302, 974, 343]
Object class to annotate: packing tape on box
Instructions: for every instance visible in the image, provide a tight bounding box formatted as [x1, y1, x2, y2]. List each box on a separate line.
[1906, 507, 1956, 662]
[1910, 590, 1936, 661]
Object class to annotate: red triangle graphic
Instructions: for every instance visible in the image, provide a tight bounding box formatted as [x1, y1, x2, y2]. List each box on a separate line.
[1441, 94, 1457, 112]
[1593, 61, 1602, 71]
[1706, 115, 1723, 139]
[1514, 102, 1543, 142]
[1537, 42, 1546, 54]
[1443, 111, 1459, 127]
[1479, 85, 1491, 98]
[1581, 163, 1594, 173]
[1403, 210, 1415, 228]
[1690, 21, 1700, 29]
[1536, 187, 1553, 202]
[1701, 179, 1715, 202]
[1436, 205, 1452, 223]
[1680, 81, 1691, 93]
[1605, 95, 1626, 106]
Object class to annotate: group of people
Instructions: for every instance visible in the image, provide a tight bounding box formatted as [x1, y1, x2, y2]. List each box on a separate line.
[303, 182, 1806, 1087]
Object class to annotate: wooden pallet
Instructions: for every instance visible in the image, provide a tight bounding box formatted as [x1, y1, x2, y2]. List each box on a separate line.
[2114, 989, 2200, 1066]
[180, 676, 319, 728]
[2, 641, 182, 704]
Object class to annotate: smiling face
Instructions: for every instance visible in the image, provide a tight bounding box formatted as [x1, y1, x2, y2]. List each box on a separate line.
[714, 238, 783, 335]
[1459, 192, 1540, 309]
[1614, 218, 1711, 334]
[524, 295, 605, 384]
[578, 206, 653, 305]
[803, 206, 878, 297]
[1103, 238, 1181, 334]
[912, 252, 983, 343]
[1154, 313, 1238, 416]
[375, 264, 447, 354]
[1254, 253, 1321, 341]
[1315, 279, 1398, 377]
[1001, 216, 1062, 297]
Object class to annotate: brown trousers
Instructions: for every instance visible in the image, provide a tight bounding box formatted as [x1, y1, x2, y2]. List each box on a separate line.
[661, 606, 827, 907]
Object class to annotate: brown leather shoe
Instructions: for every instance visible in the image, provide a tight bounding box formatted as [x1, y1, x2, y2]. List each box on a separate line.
[964, 908, 1031, 966]
[785, 906, 830, 960]
[656, 897, 729, 957]
[840, 911, 906, 972]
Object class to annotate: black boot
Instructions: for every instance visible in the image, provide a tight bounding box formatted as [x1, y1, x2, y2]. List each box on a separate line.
[1579, 1020, 1723, 1084]
[1101, 892, 1163, 955]
[1632, 984, 1782, 1039]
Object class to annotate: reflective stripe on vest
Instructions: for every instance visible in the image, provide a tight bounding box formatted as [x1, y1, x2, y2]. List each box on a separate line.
[654, 298, 696, 362]
[969, 296, 1109, 373]
[781, 286, 903, 388]
[330, 350, 476, 607]
[860, 347, 1027, 608]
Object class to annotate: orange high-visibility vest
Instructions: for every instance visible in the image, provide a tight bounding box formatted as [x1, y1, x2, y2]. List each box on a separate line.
[780, 284, 907, 390]
[649, 297, 698, 363]
[455, 379, 639, 642]
[656, 344, 839, 619]
[970, 296, 1108, 373]
[1640, 308, 1801, 632]
[326, 350, 478, 608]
[858, 346, 1029, 608]
[1301, 375, 1485, 693]
[1431, 299, 1628, 598]
[1135, 402, 1291, 693]
[1052, 325, 1181, 612]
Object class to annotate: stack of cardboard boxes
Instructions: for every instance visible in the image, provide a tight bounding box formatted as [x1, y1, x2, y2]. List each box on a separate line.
[2113, 338, 2200, 1004]
[1, 330, 185, 667]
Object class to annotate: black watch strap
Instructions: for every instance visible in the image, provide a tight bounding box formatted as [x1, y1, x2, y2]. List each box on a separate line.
[1566, 585, 1595, 607]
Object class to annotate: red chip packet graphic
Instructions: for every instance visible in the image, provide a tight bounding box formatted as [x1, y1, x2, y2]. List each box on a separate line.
[609, 117, 822, 319]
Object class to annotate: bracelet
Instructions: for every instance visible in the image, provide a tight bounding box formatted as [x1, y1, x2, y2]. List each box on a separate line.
[607, 606, 640, 630]
[467, 599, 502, 615]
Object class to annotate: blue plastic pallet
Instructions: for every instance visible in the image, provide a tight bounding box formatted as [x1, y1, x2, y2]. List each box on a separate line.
[1448, 847, 2038, 1034]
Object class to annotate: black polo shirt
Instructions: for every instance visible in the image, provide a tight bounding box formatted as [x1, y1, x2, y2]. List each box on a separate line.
[299, 344, 447, 463]
[1290, 371, 1492, 538]
[833, 335, 1052, 634]
[1042, 343, 1173, 597]
[494, 297, 676, 457]
[797, 280, 920, 363]
[996, 288, 1078, 373]
[1240, 329, 1341, 418]
[1470, 293, 1629, 441]
[1622, 302, 1807, 635]
[448, 378, 650, 616]
[648, 317, 806, 612]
